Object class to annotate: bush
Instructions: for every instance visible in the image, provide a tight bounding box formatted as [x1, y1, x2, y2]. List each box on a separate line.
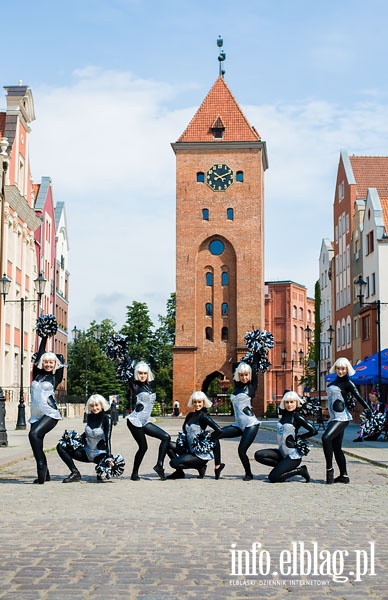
[151, 401, 161, 416]
[265, 402, 277, 418]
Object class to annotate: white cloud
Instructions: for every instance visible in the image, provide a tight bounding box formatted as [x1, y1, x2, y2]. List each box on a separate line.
[28, 68, 388, 327]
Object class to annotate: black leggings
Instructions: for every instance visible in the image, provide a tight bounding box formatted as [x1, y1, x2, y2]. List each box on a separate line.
[218, 424, 259, 476]
[168, 440, 221, 471]
[56, 443, 103, 472]
[322, 420, 349, 474]
[29, 416, 59, 470]
[127, 420, 170, 474]
[254, 448, 301, 482]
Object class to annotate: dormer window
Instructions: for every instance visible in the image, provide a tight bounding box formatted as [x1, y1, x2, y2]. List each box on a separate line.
[211, 115, 225, 139]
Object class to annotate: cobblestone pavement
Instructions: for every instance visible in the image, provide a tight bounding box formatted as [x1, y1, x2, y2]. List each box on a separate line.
[0, 416, 387, 600]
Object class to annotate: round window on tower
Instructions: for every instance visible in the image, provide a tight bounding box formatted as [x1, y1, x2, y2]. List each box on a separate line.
[209, 239, 225, 255]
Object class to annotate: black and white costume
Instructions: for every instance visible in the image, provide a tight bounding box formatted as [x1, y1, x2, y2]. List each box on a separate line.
[255, 410, 316, 482]
[168, 408, 222, 478]
[28, 337, 64, 484]
[323, 375, 369, 483]
[215, 364, 260, 480]
[126, 378, 170, 480]
[57, 411, 112, 482]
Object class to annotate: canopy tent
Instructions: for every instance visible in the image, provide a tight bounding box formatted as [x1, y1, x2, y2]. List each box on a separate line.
[325, 349, 388, 386]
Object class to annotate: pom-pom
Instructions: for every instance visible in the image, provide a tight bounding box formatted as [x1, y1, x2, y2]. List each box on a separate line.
[116, 356, 135, 384]
[299, 397, 321, 418]
[176, 432, 188, 451]
[105, 334, 128, 361]
[95, 454, 126, 480]
[192, 430, 215, 455]
[345, 396, 356, 411]
[295, 437, 310, 456]
[36, 314, 58, 338]
[241, 329, 274, 373]
[360, 411, 386, 438]
[58, 430, 84, 451]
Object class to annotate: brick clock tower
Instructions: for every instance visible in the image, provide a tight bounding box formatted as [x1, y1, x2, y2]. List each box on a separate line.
[172, 75, 268, 415]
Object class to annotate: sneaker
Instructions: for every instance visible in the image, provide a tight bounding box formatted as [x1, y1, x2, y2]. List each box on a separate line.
[334, 475, 350, 484]
[353, 437, 363, 442]
[62, 471, 81, 483]
[214, 463, 225, 480]
[166, 470, 185, 479]
[243, 474, 253, 481]
[326, 468, 334, 484]
[153, 464, 167, 480]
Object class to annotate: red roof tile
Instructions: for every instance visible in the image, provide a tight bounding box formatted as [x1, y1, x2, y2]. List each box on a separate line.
[177, 76, 261, 143]
[349, 156, 388, 198]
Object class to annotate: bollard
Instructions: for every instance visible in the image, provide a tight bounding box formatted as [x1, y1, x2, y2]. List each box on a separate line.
[0, 387, 8, 446]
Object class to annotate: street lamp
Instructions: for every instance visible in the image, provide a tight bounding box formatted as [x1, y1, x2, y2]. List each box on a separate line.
[305, 324, 334, 404]
[355, 275, 388, 400]
[0, 272, 47, 429]
[281, 348, 305, 391]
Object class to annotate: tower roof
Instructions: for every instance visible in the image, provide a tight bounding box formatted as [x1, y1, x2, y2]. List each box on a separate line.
[177, 76, 261, 143]
[349, 156, 388, 199]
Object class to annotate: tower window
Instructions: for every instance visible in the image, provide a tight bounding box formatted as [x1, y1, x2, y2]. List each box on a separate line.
[202, 208, 209, 220]
[209, 239, 224, 255]
[197, 172, 205, 182]
[236, 171, 244, 182]
[205, 327, 213, 341]
[227, 208, 234, 220]
[221, 302, 228, 316]
[221, 326, 228, 341]
[205, 303, 213, 316]
[221, 272, 229, 286]
[206, 272, 213, 286]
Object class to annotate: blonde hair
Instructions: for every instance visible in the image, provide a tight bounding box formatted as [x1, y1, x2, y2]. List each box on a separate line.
[233, 361, 252, 382]
[85, 393, 110, 413]
[279, 390, 301, 409]
[134, 361, 155, 382]
[187, 390, 212, 408]
[330, 357, 355, 376]
[36, 352, 64, 373]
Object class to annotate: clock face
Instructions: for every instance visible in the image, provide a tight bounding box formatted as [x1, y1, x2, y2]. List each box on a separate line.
[206, 163, 234, 191]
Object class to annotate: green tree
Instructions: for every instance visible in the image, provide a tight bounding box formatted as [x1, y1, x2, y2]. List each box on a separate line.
[120, 301, 154, 361]
[152, 293, 175, 406]
[67, 319, 124, 403]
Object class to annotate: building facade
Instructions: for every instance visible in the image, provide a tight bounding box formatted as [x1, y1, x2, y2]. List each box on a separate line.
[264, 281, 314, 410]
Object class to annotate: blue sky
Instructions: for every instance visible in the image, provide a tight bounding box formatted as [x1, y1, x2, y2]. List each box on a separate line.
[2, 0, 388, 330]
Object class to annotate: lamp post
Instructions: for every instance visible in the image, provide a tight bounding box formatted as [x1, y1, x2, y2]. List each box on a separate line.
[0, 272, 47, 429]
[281, 348, 305, 391]
[355, 275, 388, 401]
[305, 324, 334, 404]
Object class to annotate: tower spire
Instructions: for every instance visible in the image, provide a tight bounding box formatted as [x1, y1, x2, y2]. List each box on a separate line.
[217, 35, 226, 78]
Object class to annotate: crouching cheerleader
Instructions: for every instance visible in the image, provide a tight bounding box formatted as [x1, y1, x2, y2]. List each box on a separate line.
[167, 391, 224, 480]
[57, 394, 125, 482]
[255, 391, 316, 483]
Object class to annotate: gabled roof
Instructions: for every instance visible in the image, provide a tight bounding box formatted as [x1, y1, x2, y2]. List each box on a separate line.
[349, 156, 388, 199]
[177, 76, 261, 143]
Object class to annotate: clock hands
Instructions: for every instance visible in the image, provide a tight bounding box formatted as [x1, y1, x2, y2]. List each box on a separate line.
[212, 169, 232, 181]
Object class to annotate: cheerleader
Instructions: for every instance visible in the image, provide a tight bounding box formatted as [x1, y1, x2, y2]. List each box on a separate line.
[57, 394, 113, 482]
[215, 361, 260, 480]
[167, 391, 224, 479]
[126, 361, 170, 480]
[254, 391, 316, 482]
[324, 357, 370, 484]
[29, 336, 64, 484]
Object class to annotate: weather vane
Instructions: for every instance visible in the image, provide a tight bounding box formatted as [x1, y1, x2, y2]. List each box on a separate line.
[217, 35, 226, 77]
